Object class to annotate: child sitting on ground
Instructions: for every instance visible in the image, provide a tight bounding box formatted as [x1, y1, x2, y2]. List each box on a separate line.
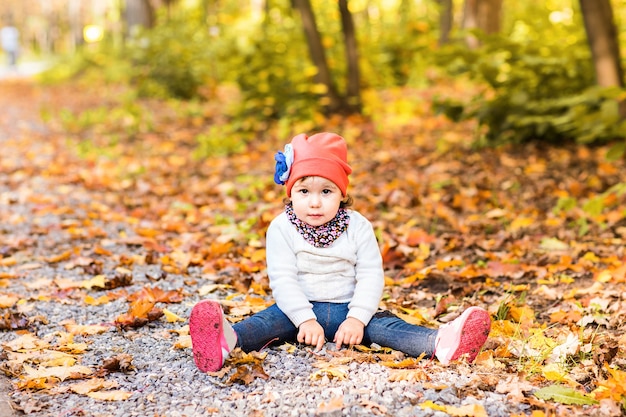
[189, 132, 491, 372]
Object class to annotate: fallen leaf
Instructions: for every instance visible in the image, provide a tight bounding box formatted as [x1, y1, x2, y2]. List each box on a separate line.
[388, 369, 430, 382]
[173, 335, 191, 349]
[4, 333, 50, 351]
[163, 308, 186, 323]
[69, 378, 119, 394]
[310, 363, 349, 381]
[0, 294, 20, 308]
[0, 311, 29, 330]
[44, 251, 72, 263]
[63, 322, 110, 336]
[534, 384, 598, 405]
[22, 364, 93, 381]
[99, 354, 134, 374]
[87, 390, 133, 401]
[317, 396, 343, 413]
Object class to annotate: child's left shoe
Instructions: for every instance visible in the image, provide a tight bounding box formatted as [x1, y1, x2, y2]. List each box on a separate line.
[189, 300, 237, 372]
[434, 306, 491, 365]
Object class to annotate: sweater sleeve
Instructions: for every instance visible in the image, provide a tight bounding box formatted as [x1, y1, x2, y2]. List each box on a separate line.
[266, 215, 316, 327]
[347, 213, 384, 325]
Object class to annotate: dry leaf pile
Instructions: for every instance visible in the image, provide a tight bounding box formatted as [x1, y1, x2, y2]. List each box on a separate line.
[0, 79, 625, 416]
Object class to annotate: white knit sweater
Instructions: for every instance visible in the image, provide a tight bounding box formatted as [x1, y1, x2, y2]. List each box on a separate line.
[266, 210, 384, 328]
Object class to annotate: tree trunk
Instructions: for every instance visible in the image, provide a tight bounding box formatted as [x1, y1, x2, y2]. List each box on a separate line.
[438, 0, 453, 45]
[68, 0, 83, 52]
[579, 0, 624, 88]
[338, 0, 361, 113]
[292, 0, 345, 114]
[125, 0, 155, 35]
[462, 0, 502, 49]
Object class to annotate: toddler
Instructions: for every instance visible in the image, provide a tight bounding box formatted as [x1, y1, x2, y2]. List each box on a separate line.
[189, 132, 491, 372]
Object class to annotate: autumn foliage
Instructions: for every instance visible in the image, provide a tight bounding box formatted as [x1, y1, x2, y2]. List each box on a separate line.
[0, 79, 625, 415]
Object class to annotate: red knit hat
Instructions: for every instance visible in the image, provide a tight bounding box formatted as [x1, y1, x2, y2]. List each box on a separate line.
[285, 133, 352, 197]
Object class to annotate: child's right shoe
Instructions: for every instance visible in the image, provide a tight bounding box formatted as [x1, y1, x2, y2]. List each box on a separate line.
[434, 306, 491, 365]
[189, 300, 237, 372]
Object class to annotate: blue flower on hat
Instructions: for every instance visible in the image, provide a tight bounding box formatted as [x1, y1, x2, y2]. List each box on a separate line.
[274, 144, 294, 185]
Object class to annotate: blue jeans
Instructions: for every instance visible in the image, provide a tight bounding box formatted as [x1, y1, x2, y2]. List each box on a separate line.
[232, 302, 437, 358]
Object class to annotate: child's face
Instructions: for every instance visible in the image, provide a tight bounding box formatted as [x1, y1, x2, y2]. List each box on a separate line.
[290, 176, 343, 227]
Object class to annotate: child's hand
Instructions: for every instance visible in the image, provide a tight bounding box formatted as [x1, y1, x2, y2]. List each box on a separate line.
[334, 317, 364, 349]
[297, 319, 326, 351]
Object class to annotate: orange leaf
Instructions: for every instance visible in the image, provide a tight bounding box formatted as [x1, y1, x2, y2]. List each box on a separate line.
[45, 251, 72, 263]
[317, 396, 344, 413]
[0, 257, 17, 267]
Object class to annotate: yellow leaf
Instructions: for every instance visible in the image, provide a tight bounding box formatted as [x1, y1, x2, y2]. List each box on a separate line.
[310, 362, 349, 380]
[508, 305, 535, 325]
[163, 308, 185, 323]
[420, 400, 447, 412]
[593, 364, 626, 400]
[198, 284, 232, 296]
[227, 349, 267, 365]
[38, 350, 77, 367]
[436, 259, 464, 270]
[416, 243, 430, 261]
[23, 364, 92, 381]
[82, 275, 106, 290]
[310, 367, 348, 380]
[582, 251, 600, 263]
[380, 356, 424, 368]
[63, 323, 109, 336]
[503, 283, 530, 292]
[489, 320, 520, 338]
[4, 333, 50, 351]
[171, 325, 189, 335]
[70, 378, 118, 394]
[58, 342, 89, 354]
[249, 280, 267, 297]
[85, 294, 110, 306]
[250, 248, 266, 263]
[595, 270, 612, 283]
[278, 343, 297, 353]
[396, 309, 429, 326]
[87, 390, 133, 401]
[173, 335, 191, 349]
[388, 369, 430, 382]
[542, 363, 568, 382]
[509, 217, 534, 232]
[17, 377, 58, 390]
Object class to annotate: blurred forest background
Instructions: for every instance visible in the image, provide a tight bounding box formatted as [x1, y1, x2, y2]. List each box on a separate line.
[1, 0, 625, 153]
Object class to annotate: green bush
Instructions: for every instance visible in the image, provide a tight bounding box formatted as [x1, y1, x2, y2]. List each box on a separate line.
[126, 12, 215, 99]
[225, 15, 322, 123]
[433, 33, 626, 145]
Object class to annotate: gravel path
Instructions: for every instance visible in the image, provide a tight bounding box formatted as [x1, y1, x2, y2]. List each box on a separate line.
[0, 80, 531, 417]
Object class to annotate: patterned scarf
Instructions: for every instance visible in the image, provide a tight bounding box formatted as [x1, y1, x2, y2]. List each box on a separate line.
[285, 204, 350, 248]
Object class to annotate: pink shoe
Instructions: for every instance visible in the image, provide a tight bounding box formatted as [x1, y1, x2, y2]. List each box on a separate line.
[189, 300, 237, 372]
[434, 306, 491, 365]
